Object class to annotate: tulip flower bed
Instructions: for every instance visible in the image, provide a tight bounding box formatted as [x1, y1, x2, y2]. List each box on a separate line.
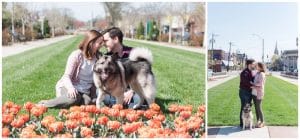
[2, 101, 205, 138]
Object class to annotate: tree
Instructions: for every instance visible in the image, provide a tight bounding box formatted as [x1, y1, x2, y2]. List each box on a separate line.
[14, 3, 29, 36]
[136, 21, 145, 39]
[120, 4, 138, 38]
[164, 3, 177, 43]
[147, 20, 159, 41]
[139, 3, 166, 40]
[102, 2, 126, 27]
[2, 2, 11, 29]
[44, 7, 70, 37]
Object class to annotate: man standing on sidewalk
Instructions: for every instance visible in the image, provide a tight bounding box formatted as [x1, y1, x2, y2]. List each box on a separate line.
[239, 59, 255, 127]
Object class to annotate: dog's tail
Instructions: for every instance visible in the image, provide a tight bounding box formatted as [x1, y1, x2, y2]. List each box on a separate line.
[129, 48, 153, 64]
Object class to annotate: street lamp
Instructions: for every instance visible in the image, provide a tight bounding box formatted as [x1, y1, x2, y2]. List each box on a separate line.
[252, 34, 264, 63]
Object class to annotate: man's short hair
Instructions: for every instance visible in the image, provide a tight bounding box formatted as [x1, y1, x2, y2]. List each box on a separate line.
[102, 27, 123, 43]
[246, 59, 255, 66]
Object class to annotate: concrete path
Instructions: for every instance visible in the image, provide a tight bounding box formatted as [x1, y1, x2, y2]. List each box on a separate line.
[2, 35, 74, 58]
[207, 71, 240, 89]
[271, 72, 298, 85]
[208, 126, 298, 138]
[124, 38, 206, 54]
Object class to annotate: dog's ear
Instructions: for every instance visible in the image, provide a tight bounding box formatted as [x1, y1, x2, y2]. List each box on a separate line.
[112, 52, 119, 60]
[95, 51, 102, 59]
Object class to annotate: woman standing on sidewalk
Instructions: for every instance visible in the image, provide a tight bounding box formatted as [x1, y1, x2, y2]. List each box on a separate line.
[38, 30, 103, 108]
[251, 62, 266, 128]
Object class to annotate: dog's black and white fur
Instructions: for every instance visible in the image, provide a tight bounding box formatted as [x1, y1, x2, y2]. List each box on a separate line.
[93, 48, 156, 109]
[242, 103, 254, 130]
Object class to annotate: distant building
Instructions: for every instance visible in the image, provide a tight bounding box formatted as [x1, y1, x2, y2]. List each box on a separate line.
[208, 49, 247, 72]
[208, 49, 225, 72]
[281, 50, 298, 72]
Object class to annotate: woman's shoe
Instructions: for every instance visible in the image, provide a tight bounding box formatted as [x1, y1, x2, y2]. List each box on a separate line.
[37, 100, 48, 105]
[257, 122, 265, 128]
[255, 121, 261, 128]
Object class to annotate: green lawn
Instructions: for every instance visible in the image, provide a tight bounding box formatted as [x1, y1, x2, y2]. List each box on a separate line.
[2, 35, 205, 116]
[208, 76, 298, 126]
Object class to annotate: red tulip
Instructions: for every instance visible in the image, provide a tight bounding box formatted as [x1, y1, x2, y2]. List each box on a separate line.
[112, 104, 123, 110]
[41, 116, 56, 128]
[2, 127, 10, 137]
[49, 121, 64, 133]
[126, 113, 139, 122]
[2, 113, 14, 124]
[179, 111, 192, 119]
[150, 103, 160, 112]
[81, 117, 94, 127]
[97, 116, 109, 125]
[65, 120, 78, 129]
[4, 101, 14, 108]
[108, 108, 120, 117]
[107, 121, 121, 130]
[18, 114, 30, 122]
[11, 119, 25, 128]
[23, 102, 34, 112]
[80, 127, 93, 138]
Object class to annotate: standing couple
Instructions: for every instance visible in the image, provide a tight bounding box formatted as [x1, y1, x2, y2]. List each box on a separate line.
[239, 59, 266, 128]
[38, 27, 144, 109]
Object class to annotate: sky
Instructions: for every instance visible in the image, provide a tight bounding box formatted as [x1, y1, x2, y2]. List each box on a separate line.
[22, 2, 145, 22]
[207, 2, 298, 62]
[24, 2, 106, 21]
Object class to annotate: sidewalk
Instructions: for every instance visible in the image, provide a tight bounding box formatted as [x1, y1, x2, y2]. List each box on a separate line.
[124, 38, 206, 54]
[208, 71, 240, 89]
[2, 35, 74, 58]
[208, 126, 298, 138]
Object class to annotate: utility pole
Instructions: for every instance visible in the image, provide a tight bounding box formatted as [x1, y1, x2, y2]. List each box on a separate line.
[227, 42, 234, 72]
[210, 33, 218, 72]
[297, 37, 298, 48]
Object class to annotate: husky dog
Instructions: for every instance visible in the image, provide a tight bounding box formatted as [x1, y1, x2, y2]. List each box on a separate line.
[242, 103, 254, 130]
[93, 48, 156, 109]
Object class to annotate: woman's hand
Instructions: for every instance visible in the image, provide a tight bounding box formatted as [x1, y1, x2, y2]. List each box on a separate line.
[124, 90, 134, 104]
[67, 88, 78, 99]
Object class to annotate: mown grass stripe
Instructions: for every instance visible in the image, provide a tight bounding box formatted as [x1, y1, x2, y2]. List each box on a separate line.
[208, 76, 297, 126]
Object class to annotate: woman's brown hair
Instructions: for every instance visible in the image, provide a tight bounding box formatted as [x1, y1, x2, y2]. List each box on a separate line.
[257, 62, 266, 73]
[78, 30, 103, 60]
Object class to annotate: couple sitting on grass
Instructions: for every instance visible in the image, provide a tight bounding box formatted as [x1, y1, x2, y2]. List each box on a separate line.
[239, 59, 266, 128]
[39, 27, 146, 109]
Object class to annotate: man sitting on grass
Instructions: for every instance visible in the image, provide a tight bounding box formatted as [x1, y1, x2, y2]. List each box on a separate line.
[95, 27, 147, 109]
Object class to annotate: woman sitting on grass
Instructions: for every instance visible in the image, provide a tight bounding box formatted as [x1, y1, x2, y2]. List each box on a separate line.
[251, 62, 266, 128]
[38, 30, 103, 108]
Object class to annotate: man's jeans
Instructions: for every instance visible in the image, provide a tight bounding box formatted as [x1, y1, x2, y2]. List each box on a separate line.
[103, 93, 144, 109]
[239, 88, 253, 126]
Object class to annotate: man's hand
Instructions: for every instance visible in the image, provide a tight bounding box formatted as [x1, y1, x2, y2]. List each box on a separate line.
[124, 90, 134, 104]
[67, 88, 78, 99]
